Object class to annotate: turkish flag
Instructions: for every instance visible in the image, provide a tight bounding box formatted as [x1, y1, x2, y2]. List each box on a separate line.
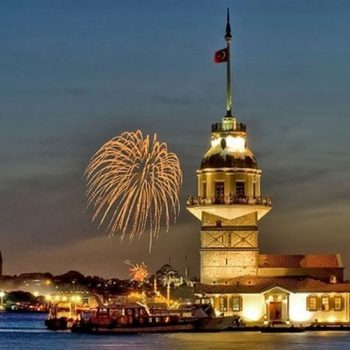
[214, 48, 228, 63]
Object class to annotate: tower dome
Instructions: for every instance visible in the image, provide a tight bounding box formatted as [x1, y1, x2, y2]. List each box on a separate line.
[200, 116, 258, 170]
[195, 113, 262, 208]
[201, 153, 257, 170]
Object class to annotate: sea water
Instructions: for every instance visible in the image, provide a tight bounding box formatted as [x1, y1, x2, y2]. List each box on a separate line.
[1, 313, 350, 350]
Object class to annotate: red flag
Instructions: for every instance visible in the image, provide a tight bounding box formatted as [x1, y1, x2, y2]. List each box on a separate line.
[214, 48, 228, 63]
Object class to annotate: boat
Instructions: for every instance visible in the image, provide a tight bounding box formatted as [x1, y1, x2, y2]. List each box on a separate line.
[45, 301, 76, 330]
[71, 302, 234, 334]
[45, 294, 100, 330]
[190, 303, 235, 332]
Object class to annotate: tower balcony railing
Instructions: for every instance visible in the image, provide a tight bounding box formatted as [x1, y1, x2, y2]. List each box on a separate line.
[186, 195, 272, 207]
[211, 121, 246, 133]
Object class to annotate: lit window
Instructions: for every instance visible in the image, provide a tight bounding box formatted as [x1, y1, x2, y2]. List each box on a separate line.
[321, 296, 330, 311]
[219, 297, 227, 311]
[215, 182, 225, 204]
[307, 295, 317, 311]
[334, 296, 343, 311]
[231, 296, 242, 312]
[222, 118, 234, 131]
[235, 182, 245, 198]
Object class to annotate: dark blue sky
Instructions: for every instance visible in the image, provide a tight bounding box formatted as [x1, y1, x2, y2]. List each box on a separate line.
[1, 0, 350, 278]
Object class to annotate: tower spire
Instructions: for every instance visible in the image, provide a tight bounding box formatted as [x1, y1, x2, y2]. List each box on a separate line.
[225, 8, 232, 116]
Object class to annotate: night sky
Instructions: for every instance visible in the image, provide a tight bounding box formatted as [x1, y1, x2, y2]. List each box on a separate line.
[1, 0, 350, 279]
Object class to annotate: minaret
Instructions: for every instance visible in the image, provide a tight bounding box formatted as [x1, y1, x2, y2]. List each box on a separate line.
[184, 254, 190, 283]
[186, 11, 272, 284]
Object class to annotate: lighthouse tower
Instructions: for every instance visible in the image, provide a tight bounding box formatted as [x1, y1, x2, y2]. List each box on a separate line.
[187, 11, 272, 284]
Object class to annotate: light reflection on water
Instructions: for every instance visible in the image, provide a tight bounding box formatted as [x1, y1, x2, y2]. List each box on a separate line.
[167, 332, 350, 350]
[0, 313, 350, 350]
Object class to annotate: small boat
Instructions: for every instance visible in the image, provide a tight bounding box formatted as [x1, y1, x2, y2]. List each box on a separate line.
[71, 302, 233, 334]
[191, 303, 235, 332]
[45, 301, 75, 330]
[45, 294, 100, 330]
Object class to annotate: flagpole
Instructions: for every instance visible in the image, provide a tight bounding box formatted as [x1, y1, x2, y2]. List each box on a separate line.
[225, 9, 232, 116]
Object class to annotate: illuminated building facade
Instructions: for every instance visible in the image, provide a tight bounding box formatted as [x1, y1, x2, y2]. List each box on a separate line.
[188, 11, 350, 325]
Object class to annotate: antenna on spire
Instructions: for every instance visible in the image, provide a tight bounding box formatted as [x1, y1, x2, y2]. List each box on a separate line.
[225, 8, 232, 40]
[225, 8, 232, 116]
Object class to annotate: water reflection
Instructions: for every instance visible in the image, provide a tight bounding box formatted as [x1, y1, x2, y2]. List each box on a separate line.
[0, 313, 350, 350]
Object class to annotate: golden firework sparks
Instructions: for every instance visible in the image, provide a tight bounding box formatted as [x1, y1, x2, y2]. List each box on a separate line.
[127, 261, 149, 283]
[85, 130, 182, 250]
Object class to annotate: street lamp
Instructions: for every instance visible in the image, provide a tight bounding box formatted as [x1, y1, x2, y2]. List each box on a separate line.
[0, 291, 5, 310]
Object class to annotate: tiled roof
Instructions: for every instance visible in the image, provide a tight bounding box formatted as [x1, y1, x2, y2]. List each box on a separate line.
[258, 254, 342, 268]
[195, 276, 350, 294]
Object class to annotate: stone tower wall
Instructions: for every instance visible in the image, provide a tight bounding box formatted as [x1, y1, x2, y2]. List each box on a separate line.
[200, 211, 259, 284]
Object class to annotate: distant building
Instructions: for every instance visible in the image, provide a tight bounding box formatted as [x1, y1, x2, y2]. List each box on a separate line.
[156, 264, 183, 288]
[156, 263, 193, 289]
[188, 12, 350, 325]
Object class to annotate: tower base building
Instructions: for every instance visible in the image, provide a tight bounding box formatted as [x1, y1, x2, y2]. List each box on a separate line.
[188, 11, 350, 326]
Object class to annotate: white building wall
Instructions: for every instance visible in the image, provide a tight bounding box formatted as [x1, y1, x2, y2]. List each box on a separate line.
[205, 292, 350, 325]
[289, 292, 349, 325]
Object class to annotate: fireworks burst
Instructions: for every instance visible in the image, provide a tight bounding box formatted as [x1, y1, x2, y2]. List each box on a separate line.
[125, 261, 149, 283]
[85, 130, 182, 250]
